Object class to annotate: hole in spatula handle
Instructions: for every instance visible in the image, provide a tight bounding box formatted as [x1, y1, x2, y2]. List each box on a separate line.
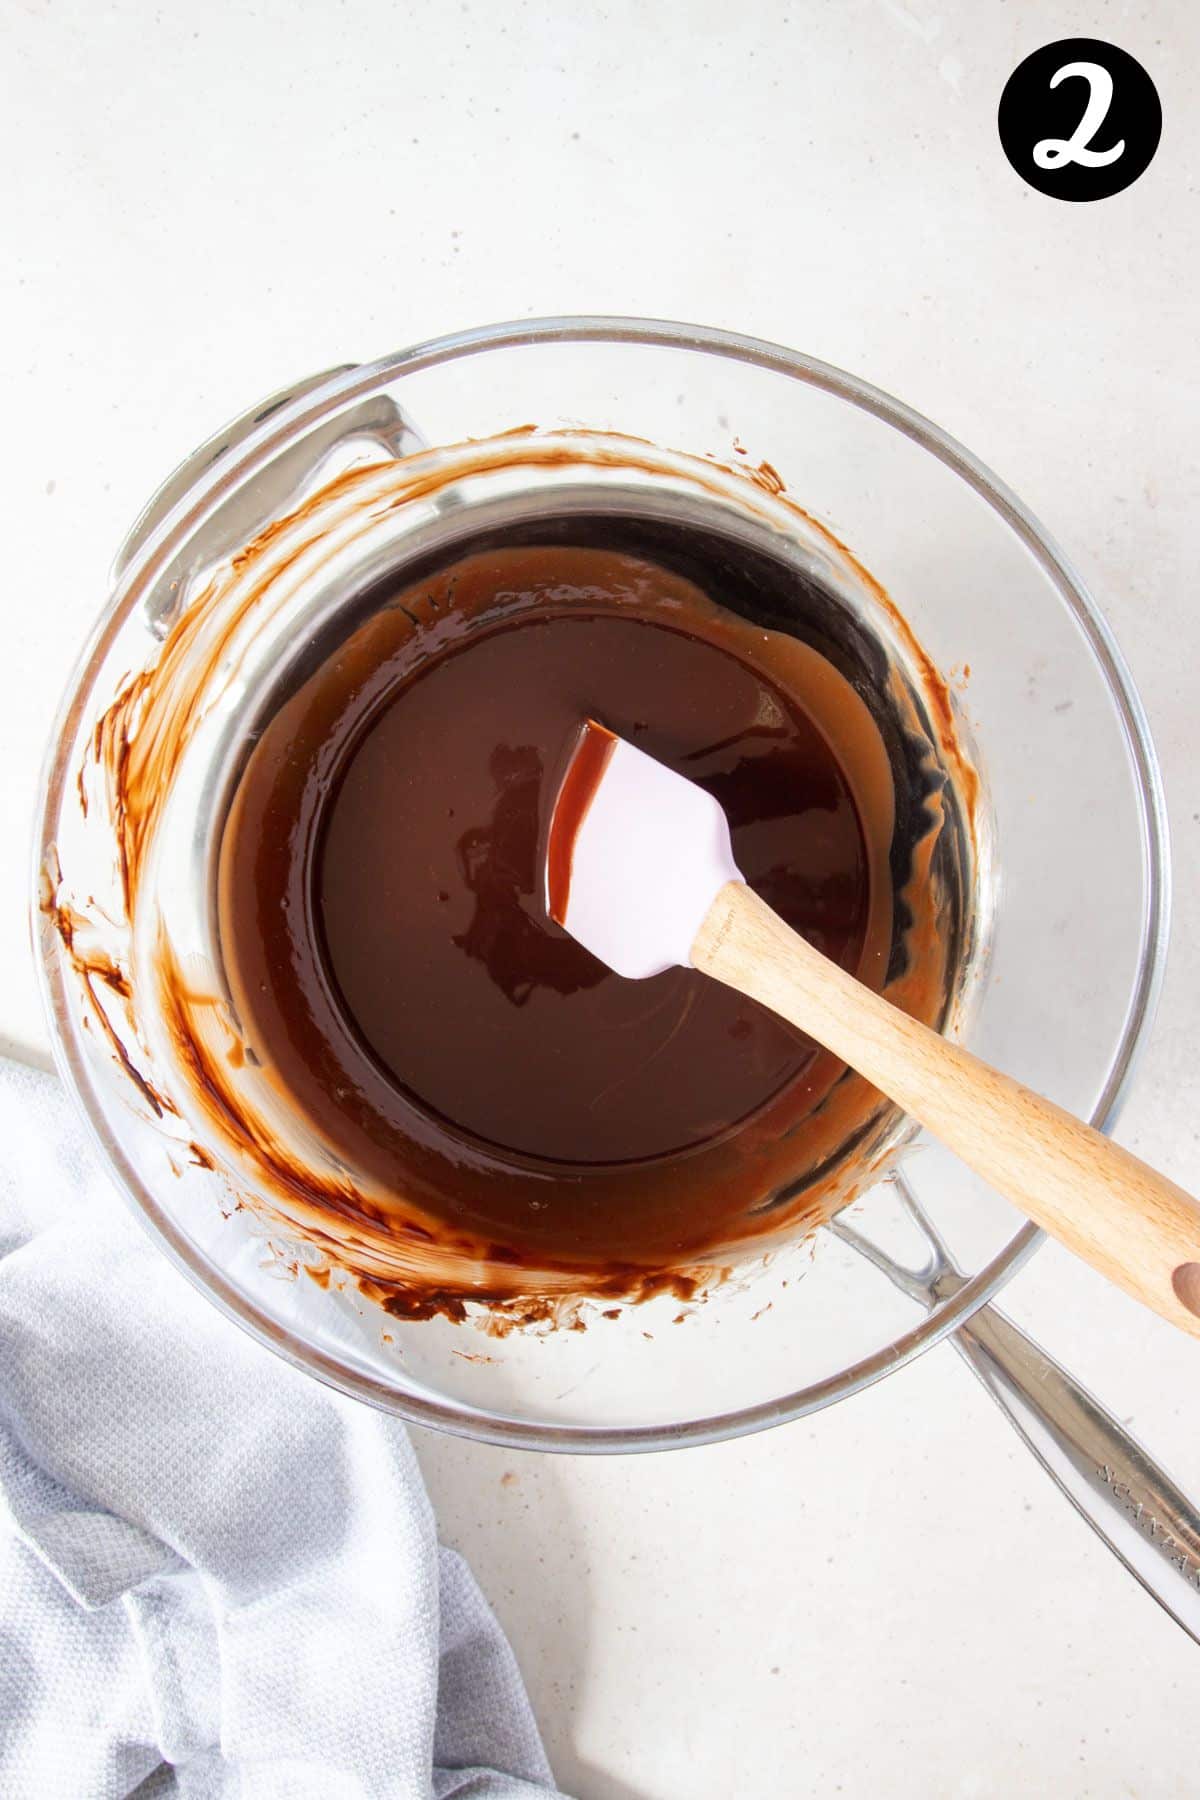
[1171, 1263, 1200, 1318]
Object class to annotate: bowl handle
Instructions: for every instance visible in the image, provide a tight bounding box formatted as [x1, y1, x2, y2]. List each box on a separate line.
[109, 367, 426, 607]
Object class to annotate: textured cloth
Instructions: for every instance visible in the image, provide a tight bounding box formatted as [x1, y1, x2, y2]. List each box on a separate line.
[0, 1059, 565, 1799]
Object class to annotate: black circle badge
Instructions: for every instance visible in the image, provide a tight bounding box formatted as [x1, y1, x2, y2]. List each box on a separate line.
[998, 39, 1161, 201]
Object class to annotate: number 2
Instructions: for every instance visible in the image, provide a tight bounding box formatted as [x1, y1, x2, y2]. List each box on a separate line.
[1033, 61, 1126, 170]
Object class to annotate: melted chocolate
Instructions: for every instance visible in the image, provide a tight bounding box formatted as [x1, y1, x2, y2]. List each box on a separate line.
[545, 719, 614, 931]
[319, 602, 870, 1163]
[58, 432, 976, 1317]
[216, 541, 911, 1273]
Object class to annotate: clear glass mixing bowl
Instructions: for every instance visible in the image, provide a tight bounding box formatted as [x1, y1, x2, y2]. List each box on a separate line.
[34, 318, 1168, 1450]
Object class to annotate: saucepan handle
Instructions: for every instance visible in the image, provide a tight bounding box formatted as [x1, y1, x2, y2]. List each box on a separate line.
[953, 1302, 1200, 1645]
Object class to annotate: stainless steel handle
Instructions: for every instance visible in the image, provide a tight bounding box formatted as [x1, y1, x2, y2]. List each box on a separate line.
[953, 1302, 1200, 1644]
[833, 1175, 1200, 1646]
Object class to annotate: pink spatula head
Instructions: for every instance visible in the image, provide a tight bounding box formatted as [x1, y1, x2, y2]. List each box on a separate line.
[545, 719, 743, 979]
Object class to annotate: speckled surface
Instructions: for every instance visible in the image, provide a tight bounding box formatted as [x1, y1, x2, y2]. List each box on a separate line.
[3, 2, 1198, 1793]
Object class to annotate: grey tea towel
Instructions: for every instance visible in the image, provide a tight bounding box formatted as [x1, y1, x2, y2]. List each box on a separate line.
[0, 1059, 567, 1799]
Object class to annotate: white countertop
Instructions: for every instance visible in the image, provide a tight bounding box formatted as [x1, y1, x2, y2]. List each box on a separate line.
[4, 2, 1199, 1793]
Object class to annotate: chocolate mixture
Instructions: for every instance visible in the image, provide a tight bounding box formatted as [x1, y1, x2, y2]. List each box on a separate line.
[215, 533, 946, 1287]
[64, 435, 973, 1317]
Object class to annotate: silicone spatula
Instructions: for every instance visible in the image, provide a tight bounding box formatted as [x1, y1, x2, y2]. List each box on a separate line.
[546, 719, 1200, 1338]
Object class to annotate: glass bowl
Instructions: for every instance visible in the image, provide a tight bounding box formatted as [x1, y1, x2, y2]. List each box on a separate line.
[34, 318, 1168, 1451]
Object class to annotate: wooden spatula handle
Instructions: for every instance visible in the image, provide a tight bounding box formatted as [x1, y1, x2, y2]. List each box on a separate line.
[693, 881, 1200, 1339]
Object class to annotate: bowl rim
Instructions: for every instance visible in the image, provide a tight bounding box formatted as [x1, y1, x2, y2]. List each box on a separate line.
[33, 314, 1172, 1453]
